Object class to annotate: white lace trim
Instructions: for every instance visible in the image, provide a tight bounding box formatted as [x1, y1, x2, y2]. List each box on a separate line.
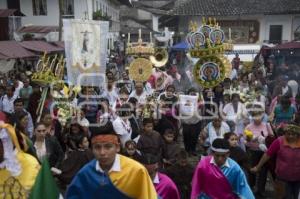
[0, 128, 22, 176]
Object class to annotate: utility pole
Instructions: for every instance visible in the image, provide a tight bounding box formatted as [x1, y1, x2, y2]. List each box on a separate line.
[58, 0, 63, 41]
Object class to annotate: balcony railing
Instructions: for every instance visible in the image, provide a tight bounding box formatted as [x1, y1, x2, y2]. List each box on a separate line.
[62, 15, 74, 19]
[263, 40, 289, 44]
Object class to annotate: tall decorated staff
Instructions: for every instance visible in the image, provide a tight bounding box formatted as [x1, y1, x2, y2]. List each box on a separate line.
[126, 29, 154, 83]
[126, 29, 170, 93]
[31, 52, 65, 123]
[187, 17, 233, 89]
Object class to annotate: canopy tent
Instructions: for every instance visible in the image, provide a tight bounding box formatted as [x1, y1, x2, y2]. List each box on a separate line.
[0, 41, 36, 59]
[20, 41, 64, 53]
[272, 41, 300, 50]
[171, 41, 189, 51]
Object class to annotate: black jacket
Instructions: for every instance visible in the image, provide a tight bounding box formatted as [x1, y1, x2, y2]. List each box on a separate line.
[33, 135, 64, 168]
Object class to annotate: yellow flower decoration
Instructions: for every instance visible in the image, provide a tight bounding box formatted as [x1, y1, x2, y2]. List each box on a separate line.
[244, 129, 254, 140]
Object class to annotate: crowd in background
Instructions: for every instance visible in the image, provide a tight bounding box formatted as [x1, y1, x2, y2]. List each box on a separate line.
[0, 51, 300, 199]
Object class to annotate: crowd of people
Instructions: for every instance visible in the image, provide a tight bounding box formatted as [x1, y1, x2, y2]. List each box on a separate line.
[0, 52, 300, 199]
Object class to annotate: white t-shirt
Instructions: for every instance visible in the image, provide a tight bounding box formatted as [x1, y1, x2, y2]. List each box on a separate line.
[223, 102, 247, 122]
[204, 121, 230, 145]
[230, 69, 238, 80]
[112, 117, 132, 147]
[0, 94, 17, 113]
[14, 81, 24, 97]
[129, 91, 148, 105]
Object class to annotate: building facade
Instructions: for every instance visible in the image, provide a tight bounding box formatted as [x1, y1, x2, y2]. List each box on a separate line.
[0, 0, 121, 43]
[169, 0, 300, 61]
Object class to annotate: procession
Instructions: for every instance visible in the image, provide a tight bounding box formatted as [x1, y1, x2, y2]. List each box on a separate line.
[0, 0, 300, 198]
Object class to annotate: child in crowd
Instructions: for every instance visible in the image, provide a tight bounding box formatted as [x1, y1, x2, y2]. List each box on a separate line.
[164, 150, 194, 199]
[137, 118, 163, 158]
[162, 129, 180, 167]
[224, 132, 249, 171]
[123, 140, 142, 162]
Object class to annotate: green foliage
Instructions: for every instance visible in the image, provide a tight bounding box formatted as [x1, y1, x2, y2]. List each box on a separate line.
[93, 10, 111, 21]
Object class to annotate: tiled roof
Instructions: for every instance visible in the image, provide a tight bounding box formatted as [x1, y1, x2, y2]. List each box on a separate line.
[18, 26, 59, 34]
[170, 0, 300, 16]
[0, 41, 36, 59]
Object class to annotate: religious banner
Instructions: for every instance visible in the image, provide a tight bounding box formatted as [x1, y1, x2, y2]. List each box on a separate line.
[179, 95, 199, 116]
[63, 19, 109, 86]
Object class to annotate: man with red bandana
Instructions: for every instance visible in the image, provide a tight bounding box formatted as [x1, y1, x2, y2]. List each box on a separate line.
[66, 122, 157, 199]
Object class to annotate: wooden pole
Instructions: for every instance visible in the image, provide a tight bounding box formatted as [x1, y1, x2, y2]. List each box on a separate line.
[36, 87, 49, 123]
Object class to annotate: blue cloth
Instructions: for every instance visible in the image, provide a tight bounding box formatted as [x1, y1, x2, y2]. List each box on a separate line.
[274, 105, 296, 124]
[221, 158, 255, 199]
[65, 160, 132, 199]
[171, 41, 189, 51]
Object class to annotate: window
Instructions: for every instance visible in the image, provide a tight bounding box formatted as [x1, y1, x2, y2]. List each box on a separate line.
[32, 0, 47, 15]
[62, 0, 74, 16]
[269, 25, 283, 44]
[7, 0, 20, 10]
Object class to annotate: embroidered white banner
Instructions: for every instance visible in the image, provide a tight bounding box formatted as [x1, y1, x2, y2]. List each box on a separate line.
[63, 19, 109, 86]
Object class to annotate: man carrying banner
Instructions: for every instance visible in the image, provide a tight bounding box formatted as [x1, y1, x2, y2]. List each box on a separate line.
[66, 122, 157, 199]
[191, 138, 254, 199]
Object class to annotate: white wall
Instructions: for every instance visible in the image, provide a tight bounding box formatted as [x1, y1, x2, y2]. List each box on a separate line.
[21, 0, 59, 26]
[179, 14, 295, 44]
[137, 9, 151, 20]
[0, 0, 7, 9]
[262, 15, 293, 42]
[292, 16, 300, 40]
[152, 15, 159, 32]
[74, 0, 90, 20]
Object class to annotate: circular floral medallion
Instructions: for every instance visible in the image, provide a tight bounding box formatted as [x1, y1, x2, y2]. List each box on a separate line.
[210, 29, 225, 44]
[193, 55, 226, 88]
[190, 32, 205, 48]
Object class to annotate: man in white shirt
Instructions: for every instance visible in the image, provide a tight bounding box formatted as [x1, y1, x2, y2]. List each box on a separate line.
[200, 117, 230, 147]
[0, 85, 17, 113]
[112, 104, 132, 147]
[13, 77, 24, 97]
[129, 82, 150, 105]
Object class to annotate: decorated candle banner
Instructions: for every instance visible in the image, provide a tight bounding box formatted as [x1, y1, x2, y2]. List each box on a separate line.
[187, 17, 233, 88]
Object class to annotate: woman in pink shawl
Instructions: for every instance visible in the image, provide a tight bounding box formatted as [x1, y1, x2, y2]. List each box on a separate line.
[141, 153, 180, 199]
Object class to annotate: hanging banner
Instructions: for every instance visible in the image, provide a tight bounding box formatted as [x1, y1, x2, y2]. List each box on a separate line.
[178, 95, 199, 116]
[63, 19, 109, 86]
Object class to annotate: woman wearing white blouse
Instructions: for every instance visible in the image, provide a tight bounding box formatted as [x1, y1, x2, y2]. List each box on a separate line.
[33, 123, 64, 168]
[223, 93, 248, 135]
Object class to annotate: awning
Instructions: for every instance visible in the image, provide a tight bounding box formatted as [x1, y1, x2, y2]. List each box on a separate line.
[20, 41, 64, 53]
[0, 9, 25, 17]
[0, 52, 8, 59]
[272, 41, 300, 50]
[0, 41, 36, 59]
[18, 25, 59, 34]
[52, 41, 65, 48]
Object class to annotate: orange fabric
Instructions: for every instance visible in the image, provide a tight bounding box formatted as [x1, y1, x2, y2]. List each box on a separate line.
[91, 134, 119, 145]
